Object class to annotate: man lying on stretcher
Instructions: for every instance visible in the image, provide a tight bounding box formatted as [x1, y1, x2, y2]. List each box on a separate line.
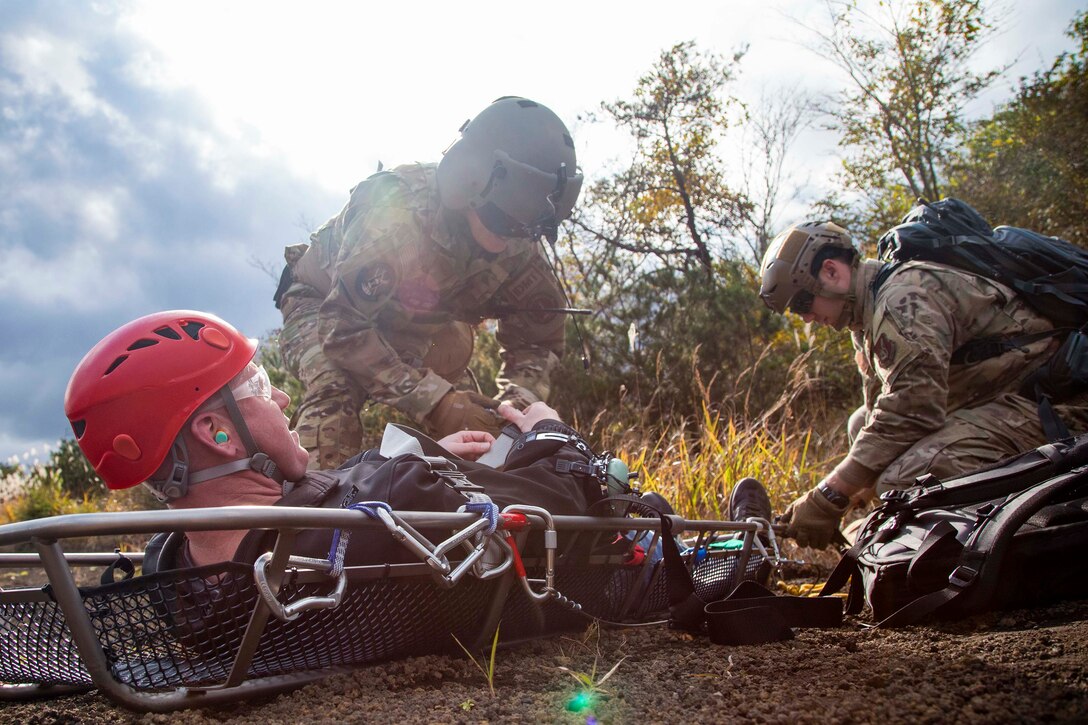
[63, 311, 609, 570]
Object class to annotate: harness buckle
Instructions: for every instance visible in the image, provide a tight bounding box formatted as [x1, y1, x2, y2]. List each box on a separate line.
[879, 489, 909, 503]
[556, 459, 595, 476]
[250, 452, 282, 481]
[948, 565, 978, 589]
[435, 468, 485, 491]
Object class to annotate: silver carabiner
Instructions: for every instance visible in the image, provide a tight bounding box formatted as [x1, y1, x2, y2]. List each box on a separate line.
[431, 517, 512, 587]
[373, 506, 452, 575]
[435, 538, 489, 588]
[502, 505, 558, 602]
[431, 516, 491, 562]
[471, 535, 514, 580]
[253, 552, 348, 623]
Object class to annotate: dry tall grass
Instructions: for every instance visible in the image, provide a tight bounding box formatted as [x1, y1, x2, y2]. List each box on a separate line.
[590, 400, 848, 520]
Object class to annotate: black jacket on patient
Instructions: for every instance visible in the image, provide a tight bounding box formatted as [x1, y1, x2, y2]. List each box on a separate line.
[146, 421, 604, 573]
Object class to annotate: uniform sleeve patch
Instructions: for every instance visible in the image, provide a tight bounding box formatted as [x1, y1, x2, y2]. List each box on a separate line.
[354, 263, 395, 300]
[873, 333, 897, 370]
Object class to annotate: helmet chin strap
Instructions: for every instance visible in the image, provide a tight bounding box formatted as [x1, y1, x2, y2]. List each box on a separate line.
[835, 256, 871, 330]
[146, 385, 284, 501]
[813, 255, 863, 331]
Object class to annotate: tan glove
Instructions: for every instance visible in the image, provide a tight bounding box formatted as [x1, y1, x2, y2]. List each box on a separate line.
[423, 390, 504, 438]
[495, 384, 541, 411]
[780, 487, 848, 549]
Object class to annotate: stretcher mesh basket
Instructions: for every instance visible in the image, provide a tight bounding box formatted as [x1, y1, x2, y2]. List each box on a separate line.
[0, 597, 89, 686]
[83, 562, 500, 689]
[1, 535, 768, 695]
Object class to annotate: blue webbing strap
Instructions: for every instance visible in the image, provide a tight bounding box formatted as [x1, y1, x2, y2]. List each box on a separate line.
[460, 492, 499, 535]
[326, 501, 393, 577]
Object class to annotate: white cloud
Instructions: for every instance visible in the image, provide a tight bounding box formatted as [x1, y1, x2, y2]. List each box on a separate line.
[115, 1, 818, 193]
[3, 178, 136, 252]
[79, 191, 124, 241]
[0, 112, 40, 173]
[0, 243, 144, 310]
[1, 31, 104, 116]
[0, 0, 1083, 463]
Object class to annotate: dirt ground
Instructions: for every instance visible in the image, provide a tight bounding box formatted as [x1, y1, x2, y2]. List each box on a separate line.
[3, 593, 1087, 724]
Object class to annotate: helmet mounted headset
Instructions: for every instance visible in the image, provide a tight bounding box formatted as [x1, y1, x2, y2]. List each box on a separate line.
[436, 96, 583, 244]
[64, 310, 283, 502]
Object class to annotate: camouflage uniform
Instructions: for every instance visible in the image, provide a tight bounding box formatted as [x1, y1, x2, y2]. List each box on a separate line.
[844, 259, 1088, 494]
[279, 163, 565, 469]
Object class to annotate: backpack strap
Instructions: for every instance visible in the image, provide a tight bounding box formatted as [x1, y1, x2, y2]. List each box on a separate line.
[877, 465, 1087, 627]
[659, 514, 707, 633]
[659, 515, 842, 642]
[871, 261, 900, 299]
[898, 438, 1079, 510]
[100, 550, 137, 584]
[820, 507, 910, 616]
[141, 531, 188, 576]
[950, 328, 1069, 365]
[1036, 390, 1072, 442]
[906, 520, 961, 588]
[704, 580, 842, 645]
[820, 541, 867, 615]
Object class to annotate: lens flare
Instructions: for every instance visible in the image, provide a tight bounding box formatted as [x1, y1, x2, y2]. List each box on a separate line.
[566, 690, 594, 713]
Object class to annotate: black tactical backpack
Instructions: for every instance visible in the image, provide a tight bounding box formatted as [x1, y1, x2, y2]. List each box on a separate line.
[875, 198, 1088, 439]
[875, 197, 1088, 328]
[820, 433, 1088, 626]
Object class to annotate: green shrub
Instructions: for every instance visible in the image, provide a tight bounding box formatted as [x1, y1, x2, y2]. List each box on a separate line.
[45, 439, 107, 501]
[4, 466, 98, 522]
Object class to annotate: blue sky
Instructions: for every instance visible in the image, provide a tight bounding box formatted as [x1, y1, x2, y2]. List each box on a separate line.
[0, 0, 1083, 463]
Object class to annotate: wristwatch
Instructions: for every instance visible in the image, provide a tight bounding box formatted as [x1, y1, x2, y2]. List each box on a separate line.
[817, 481, 850, 508]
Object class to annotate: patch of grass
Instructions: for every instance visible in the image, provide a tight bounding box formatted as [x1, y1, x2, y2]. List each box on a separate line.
[3, 467, 99, 522]
[603, 402, 840, 518]
[1, 440, 162, 526]
[557, 622, 627, 715]
[452, 624, 501, 697]
[1, 439, 116, 524]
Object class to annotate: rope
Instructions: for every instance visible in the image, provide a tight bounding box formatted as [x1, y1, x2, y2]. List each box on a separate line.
[326, 501, 393, 577]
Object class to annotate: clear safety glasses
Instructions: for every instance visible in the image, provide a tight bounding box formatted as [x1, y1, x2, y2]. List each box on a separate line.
[197, 364, 273, 413]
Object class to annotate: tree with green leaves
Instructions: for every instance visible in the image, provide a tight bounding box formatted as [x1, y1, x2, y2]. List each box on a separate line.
[573, 41, 750, 275]
[549, 42, 860, 431]
[811, 0, 1003, 233]
[948, 11, 1088, 245]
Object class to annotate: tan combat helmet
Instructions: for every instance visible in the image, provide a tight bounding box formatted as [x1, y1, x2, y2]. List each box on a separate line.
[759, 221, 856, 314]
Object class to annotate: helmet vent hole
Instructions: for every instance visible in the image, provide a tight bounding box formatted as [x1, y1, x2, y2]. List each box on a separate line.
[104, 355, 129, 375]
[179, 321, 205, 340]
[127, 339, 159, 351]
[153, 326, 182, 340]
[71, 419, 86, 439]
[562, 133, 574, 149]
[515, 99, 537, 108]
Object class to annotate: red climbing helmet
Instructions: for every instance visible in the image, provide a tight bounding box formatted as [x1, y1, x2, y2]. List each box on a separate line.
[64, 310, 257, 490]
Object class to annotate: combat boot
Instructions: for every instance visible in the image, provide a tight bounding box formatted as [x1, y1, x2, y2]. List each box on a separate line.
[728, 477, 772, 522]
[728, 477, 773, 544]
